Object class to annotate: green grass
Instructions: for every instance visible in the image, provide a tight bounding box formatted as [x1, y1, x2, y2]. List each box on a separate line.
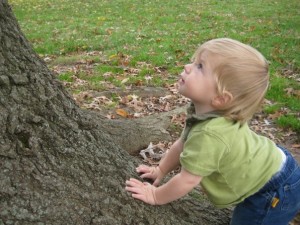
[9, 0, 300, 132]
[277, 115, 300, 133]
[57, 72, 73, 82]
[267, 75, 300, 111]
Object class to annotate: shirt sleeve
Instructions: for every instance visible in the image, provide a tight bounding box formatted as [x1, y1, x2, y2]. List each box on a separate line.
[180, 130, 227, 177]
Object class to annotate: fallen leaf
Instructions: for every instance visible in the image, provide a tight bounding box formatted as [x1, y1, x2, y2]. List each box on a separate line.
[116, 108, 129, 118]
[284, 88, 294, 96]
[106, 28, 114, 35]
[121, 78, 129, 84]
[268, 111, 283, 120]
[294, 90, 300, 98]
[106, 114, 115, 119]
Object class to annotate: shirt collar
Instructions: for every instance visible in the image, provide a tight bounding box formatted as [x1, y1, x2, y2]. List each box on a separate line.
[186, 103, 220, 123]
[181, 103, 220, 141]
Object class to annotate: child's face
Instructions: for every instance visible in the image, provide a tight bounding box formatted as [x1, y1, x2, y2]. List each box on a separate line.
[178, 50, 219, 110]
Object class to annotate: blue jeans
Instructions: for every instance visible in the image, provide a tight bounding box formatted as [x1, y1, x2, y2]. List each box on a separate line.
[230, 146, 300, 225]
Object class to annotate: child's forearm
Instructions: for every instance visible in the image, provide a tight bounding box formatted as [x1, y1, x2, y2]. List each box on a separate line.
[159, 138, 184, 175]
[154, 168, 202, 205]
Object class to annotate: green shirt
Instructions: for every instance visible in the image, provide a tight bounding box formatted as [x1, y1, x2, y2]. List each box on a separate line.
[180, 104, 282, 208]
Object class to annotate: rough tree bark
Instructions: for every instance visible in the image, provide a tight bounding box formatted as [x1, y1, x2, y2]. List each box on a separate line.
[0, 1, 231, 224]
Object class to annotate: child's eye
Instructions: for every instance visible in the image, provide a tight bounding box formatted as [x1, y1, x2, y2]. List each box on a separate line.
[197, 63, 203, 69]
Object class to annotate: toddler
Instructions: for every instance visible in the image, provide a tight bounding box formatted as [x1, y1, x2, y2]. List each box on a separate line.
[125, 38, 300, 225]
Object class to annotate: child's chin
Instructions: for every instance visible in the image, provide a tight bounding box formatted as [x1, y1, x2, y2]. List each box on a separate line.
[177, 87, 185, 95]
[177, 81, 185, 89]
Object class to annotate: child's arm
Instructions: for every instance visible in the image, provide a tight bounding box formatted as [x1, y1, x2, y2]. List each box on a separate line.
[159, 138, 184, 174]
[137, 138, 184, 186]
[125, 168, 202, 205]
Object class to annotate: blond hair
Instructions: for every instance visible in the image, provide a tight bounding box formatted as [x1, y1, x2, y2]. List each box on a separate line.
[194, 38, 269, 123]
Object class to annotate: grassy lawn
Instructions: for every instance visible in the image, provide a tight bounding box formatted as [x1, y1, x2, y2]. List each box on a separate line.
[9, 0, 300, 132]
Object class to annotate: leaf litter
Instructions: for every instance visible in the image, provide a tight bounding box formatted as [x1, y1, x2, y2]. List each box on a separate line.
[48, 51, 300, 165]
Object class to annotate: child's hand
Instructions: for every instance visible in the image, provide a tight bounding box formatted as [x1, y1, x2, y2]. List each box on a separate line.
[136, 165, 164, 186]
[125, 178, 157, 205]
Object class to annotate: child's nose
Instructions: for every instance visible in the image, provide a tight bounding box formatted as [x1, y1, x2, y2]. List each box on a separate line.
[184, 64, 192, 74]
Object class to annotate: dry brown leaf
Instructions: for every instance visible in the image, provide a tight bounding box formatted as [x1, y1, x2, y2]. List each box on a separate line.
[106, 114, 115, 119]
[284, 88, 294, 96]
[116, 108, 129, 118]
[268, 111, 283, 120]
[294, 90, 300, 98]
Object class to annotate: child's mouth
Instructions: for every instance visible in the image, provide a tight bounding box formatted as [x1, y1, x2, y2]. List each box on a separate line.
[178, 78, 185, 84]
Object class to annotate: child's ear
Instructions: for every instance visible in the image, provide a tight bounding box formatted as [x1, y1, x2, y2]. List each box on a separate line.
[212, 91, 233, 108]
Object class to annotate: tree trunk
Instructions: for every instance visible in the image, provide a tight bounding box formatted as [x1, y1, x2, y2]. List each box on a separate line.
[0, 1, 231, 224]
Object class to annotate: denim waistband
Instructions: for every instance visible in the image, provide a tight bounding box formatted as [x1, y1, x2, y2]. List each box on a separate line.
[260, 145, 299, 192]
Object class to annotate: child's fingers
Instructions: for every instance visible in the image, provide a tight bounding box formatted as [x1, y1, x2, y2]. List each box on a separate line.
[125, 185, 142, 194]
[125, 178, 156, 205]
[126, 178, 143, 186]
[140, 172, 152, 179]
[132, 193, 148, 203]
[126, 180, 156, 205]
[136, 165, 151, 173]
[137, 166, 154, 179]
[125, 179, 143, 193]
[153, 179, 160, 187]
[125, 179, 149, 195]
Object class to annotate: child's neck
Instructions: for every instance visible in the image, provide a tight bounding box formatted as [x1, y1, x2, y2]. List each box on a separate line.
[194, 103, 216, 115]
